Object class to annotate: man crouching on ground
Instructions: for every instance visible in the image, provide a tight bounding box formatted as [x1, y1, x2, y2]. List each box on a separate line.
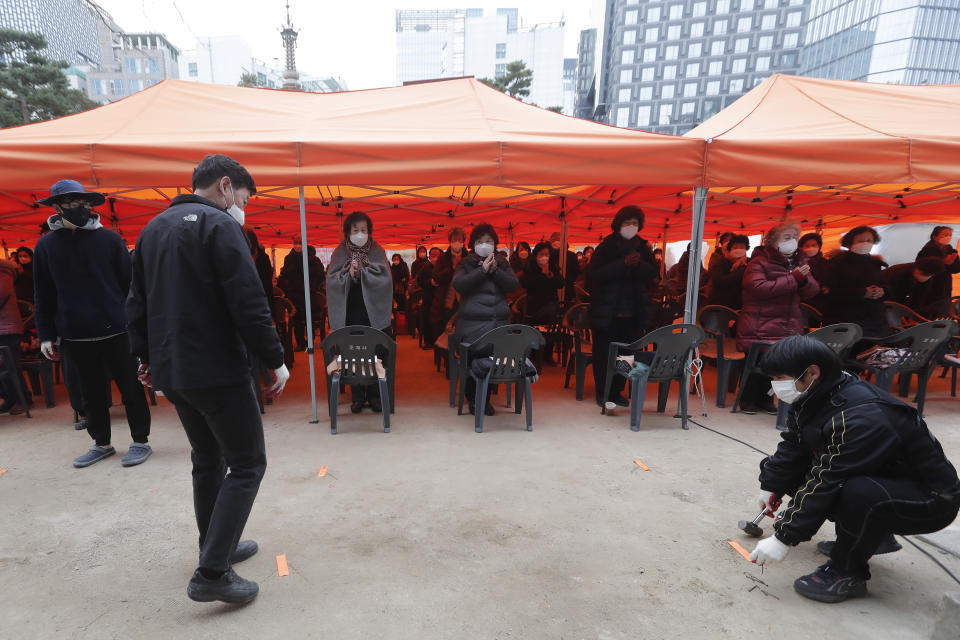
[749, 335, 959, 603]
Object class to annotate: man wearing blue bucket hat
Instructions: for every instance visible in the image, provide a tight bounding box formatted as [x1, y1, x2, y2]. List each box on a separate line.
[34, 179, 152, 468]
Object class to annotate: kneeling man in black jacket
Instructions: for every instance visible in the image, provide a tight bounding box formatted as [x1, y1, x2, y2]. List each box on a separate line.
[749, 335, 960, 603]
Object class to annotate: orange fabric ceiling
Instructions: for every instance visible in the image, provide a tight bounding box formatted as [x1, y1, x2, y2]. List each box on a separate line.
[0, 75, 957, 249]
[687, 74, 960, 187]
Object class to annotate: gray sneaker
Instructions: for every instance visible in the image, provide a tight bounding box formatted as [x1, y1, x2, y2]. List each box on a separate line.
[73, 445, 115, 468]
[121, 443, 152, 467]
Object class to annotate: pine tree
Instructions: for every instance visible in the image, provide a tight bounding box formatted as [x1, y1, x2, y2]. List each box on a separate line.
[0, 28, 99, 128]
[478, 60, 533, 100]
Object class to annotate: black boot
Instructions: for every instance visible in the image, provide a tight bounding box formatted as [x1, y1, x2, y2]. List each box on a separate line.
[187, 568, 259, 604]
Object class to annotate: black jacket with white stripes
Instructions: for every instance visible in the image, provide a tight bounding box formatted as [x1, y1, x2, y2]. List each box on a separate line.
[758, 372, 960, 546]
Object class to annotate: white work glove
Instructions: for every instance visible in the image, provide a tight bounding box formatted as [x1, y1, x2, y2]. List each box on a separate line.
[758, 491, 780, 514]
[750, 535, 790, 565]
[266, 364, 290, 398]
[41, 340, 59, 361]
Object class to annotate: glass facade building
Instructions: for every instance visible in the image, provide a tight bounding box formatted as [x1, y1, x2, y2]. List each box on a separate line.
[595, 0, 809, 134]
[801, 0, 960, 84]
[575, 28, 600, 119]
[395, 9, 483, 84]
[0, 0, 100, 66]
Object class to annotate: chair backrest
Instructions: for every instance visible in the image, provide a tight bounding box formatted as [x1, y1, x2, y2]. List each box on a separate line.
[881, 320, 958, 371]
[17, 300, 34, 331]
[697, 305, 738, 338]
[884, 301, 928, 331]
[800, 303, 823, 332]
[468, 324, 545, 383]
[562, 303, 591, 332]
[951, 296, 960, 320]
[319, 325, 397, 384]
[631, 323, 706, 382]
[807, 323, 863, 357]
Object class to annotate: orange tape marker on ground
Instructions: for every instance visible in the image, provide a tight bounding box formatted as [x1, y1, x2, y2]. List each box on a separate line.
[727, 540, 753, 563]
[317, 466, 328, 477]
[633, 460, 650, 471]
[0, 469, 7, 475]
[276, 554, 290, 577]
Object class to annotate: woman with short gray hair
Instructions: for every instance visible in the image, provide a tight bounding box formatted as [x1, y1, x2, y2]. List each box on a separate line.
[736, 220, 820, 414]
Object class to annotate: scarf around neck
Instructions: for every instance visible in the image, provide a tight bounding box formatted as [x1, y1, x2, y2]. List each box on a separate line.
[344, 237, 373, 269]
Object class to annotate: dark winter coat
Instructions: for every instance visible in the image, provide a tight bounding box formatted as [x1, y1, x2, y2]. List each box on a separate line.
[885, 262, 941, 319]
[34, 217, 131, 342]
[736, 246, 820, 351]
[14, 258, 33, 304]
[821, 251, 890, 338]
[452, 253, 519, 345]
[0, 259, 23, 336]
[705, 255, 746, 309]
[429, 247, 468, 327]
[916, 240, 960, 317]
[127, 194, 284, 390]
[759, 373, 960, 546]
[278, 249, 324, 312]
[586, 233, 658, 332]
[552, 247, 580, 300]
[805, 253, 830, 312]
[520, 259, 564, 323]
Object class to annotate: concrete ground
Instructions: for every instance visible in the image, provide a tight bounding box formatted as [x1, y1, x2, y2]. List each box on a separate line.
[1, 336, 958, 640]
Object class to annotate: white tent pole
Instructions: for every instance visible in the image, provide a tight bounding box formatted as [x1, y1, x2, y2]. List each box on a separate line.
[679, 186, 708, 429]
[299, 186, 319, 424]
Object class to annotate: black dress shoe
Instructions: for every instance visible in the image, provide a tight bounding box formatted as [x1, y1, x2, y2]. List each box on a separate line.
[484, 402, 495, 416]
[739, 403, 758, 415]
[607, 394, 629, 407]
[350, 401, 363, 413]
[758, 400, 778, 415]
[369, 398, 382, 413]
[230, 540, 259, 564]
[187, 568, 259, 604]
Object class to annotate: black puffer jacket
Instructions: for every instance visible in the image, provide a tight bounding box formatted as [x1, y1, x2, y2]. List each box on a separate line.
[586, 233, 657, 331]
[759, 373, 960, 546]
[452, 252, 518, 345]
[821, 251, 890, 337]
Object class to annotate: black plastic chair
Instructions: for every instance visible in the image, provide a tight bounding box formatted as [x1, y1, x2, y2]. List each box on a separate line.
[730, 339, 777, 415]
[562, 303, 593, 401]
[884, 301, 928, 332]
[601, 323, 706, 431]
[807, 323, 864, 359]
[319, 326, 397, 434]
[847, 320, 957, 415]
[800, 303, 823, 333]
[697, 305, 743, 408]
[457, 324, 544, 433]
[0, 346, 30, 418]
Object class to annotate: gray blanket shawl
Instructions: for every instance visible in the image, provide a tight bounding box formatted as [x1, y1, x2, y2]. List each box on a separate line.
[326, 241, 393, 331]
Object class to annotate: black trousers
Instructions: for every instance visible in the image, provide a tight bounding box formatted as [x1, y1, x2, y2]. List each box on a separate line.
[60, 349, 86, 417]
[591, 316, 643, 400]
[61, 334, 150, 446]
[0, 334, 29, 404]
[828, 476, 960, 578]
[163, 382, 267, 574]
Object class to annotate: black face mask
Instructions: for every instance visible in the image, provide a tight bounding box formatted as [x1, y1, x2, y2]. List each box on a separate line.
[59, 205, 93, 228]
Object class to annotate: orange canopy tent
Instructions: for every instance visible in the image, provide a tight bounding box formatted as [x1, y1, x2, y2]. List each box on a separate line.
[0, 77, 705, 248]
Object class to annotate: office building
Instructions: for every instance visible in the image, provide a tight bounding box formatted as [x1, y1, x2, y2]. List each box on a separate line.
[0, 0, 100, 66]
[574, 28, 600, 119]
[396, 9, 483, 84]
[801, 0, 960, 84]
[84, 26, 179, 103]
[597, 0, 809, 135]
[562, 57, 577, 114]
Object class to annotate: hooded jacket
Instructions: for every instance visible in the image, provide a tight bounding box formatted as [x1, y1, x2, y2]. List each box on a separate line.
[736, 246, 819, 351]
[34, 213, 131, 342]
[759, 373, 960, 546]
[126, 194, 283, 390]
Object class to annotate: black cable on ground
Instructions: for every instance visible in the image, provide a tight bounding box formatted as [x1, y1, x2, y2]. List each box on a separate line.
[687, 417, 771, 457]
[899, 535, 960, 587]
[688, 416, 960, 586]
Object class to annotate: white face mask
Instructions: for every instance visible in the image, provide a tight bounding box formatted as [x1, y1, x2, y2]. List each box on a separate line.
[537, 255, 550, 266]
[223, 183, 245, 226]
[803, 246, 820, 258]
[350, 232, 368, 247]
[620, 224, 639, 240]
[474, 242, 494, 258]
[778, 238, 798, 255]
[729, 249, 746, 259]
[851, 242, 873, 255]
[770, 368, 811, 404]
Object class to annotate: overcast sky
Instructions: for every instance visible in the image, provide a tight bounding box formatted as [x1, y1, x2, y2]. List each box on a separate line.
[92, 0, 606, 89]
